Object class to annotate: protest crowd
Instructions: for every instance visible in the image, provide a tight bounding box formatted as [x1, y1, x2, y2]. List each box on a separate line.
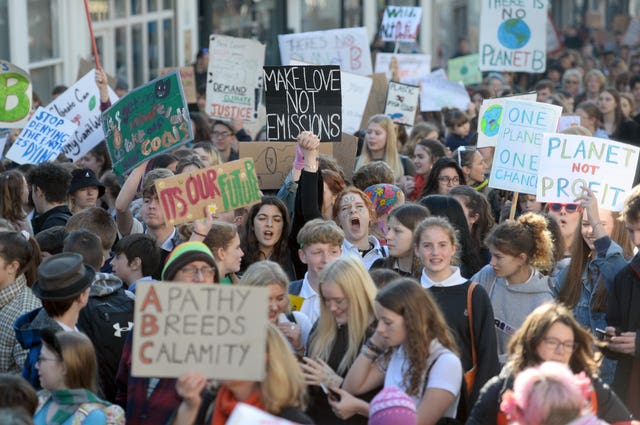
[2, 3, 640, 425]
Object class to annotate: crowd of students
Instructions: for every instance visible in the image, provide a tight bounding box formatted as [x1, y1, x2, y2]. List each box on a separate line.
[0, 30, 640, 425]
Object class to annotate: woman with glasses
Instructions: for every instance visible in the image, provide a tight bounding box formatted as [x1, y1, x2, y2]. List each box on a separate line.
[553, 187, 633, 384]
[301, 255, 379, 424]
[561, 68, 583, 98]
[421, 157, 466, 197]
[467, 303, 632, 424]
[471, 213, 555, 363]
[35, 330, 125, 424]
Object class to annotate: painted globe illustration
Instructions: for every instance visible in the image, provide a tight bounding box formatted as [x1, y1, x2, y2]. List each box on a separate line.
[497, 18, 531, 49]
[481, 105, 502, 137]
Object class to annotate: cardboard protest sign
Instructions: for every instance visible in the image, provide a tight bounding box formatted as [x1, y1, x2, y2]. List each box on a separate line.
[476, 93, 537, 148]
[155, 158, 261, 226]
[290, 59, 371, 136]
[380, 6, 422, 42]
[159, 67, 197, 104]
[102, 71, 193, 176]
[447, 54, 482, 86]
[5, 107, 78, 165]
[419, 70, 471, 112]
[385, 81, 420, 126]
[132, 282, 268, 379]
[538, 133, 639, 211]
[479, 0, 548, 72]
[374, 53, 431, 86]
[489, 100, 562, 194]
[227, 403, 297, 425]
[361, 74, 389, 129]
[263, 65, 342, 141]
[46, 70, 119, 162]
[206, 35, 265, 122]
[278, 27, 373, 75]
[239, 134, 358, 190]
[0, 61, 32, 128]
[622, 16, 640, 47]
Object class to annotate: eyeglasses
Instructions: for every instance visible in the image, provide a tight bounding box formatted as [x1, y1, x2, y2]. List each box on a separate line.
[36, 356, 60, 365]
[324, 297, 348, 309]
[178, 265, 216, 278]
[438, 176, 460, 185]
[542, 337, 577, 352]
[212, 131, 231, 138]
[548, 203, 580, 213]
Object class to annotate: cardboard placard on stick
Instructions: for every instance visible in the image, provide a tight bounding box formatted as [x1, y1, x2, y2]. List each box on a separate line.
[102, 71, 193, 176]
[384, 81, 420, 126]
[46, 70, 119, 161]
[132, 282, 268, 380]
[0, 60, 32, 128]
[238, 134, 357, 190]
[360, 74, 389, 129]
[380, 6, 422, 42]
[263, 65, 342, 141]
[159, 67, 197, 104]
[155, 158, 261, 226]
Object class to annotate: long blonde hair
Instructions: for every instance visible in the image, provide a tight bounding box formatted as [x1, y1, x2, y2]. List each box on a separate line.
[308, 255, 377, 374]
[355, 114, 403, 180]
[262, 324, 308, 413]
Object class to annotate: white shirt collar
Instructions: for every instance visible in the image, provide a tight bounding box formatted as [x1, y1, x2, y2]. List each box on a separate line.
[420, 266, 465, 289]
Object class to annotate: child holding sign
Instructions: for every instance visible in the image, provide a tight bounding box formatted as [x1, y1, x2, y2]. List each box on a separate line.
[553, 187, 633, 385]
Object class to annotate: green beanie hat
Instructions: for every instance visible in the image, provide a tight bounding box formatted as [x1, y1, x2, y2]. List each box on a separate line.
[161, 241, 217, 281]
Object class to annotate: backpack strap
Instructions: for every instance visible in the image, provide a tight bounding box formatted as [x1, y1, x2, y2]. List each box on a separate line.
[467, 282, 478, 371]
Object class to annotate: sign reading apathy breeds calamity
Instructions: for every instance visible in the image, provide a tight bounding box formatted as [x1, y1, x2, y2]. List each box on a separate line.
[155, 158, 261, 226]
[537, 133, 639, 211]
[132, 282, 268, 379]
[263, 65, 342, 141]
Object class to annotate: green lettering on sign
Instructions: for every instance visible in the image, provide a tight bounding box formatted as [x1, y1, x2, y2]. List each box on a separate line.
[0, 72, 31, 123]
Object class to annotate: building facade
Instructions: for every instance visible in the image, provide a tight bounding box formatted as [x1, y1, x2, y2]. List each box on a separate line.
[0, 0, 633, 102]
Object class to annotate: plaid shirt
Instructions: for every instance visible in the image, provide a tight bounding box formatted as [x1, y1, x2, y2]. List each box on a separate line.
[115, 334, 180, 425]
[0, 274, 41, 374]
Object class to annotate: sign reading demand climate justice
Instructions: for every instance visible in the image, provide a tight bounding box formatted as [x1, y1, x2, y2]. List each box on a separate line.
[537, 133, 640, 211]
[479, 0, 548, 72]
[263, 65, 342, 141]
[489, 99, 562, 194]
[132, 282, 268, 380]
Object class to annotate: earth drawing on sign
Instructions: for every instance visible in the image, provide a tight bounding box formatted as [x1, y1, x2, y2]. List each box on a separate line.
[481, 104, 502, 137]
[497, 18, 531, 49]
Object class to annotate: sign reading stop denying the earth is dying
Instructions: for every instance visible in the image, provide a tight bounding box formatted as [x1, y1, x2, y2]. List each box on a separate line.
[479, 0, 548, 72]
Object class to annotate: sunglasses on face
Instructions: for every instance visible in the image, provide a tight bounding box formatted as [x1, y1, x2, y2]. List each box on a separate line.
[548, 203, 580, 213]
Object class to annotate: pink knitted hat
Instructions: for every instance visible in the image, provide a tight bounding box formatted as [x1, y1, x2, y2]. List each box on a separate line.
[369, 387, 417, 425]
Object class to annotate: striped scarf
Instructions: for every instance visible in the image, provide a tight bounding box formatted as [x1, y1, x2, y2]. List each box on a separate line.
[47, 389, 108, 425]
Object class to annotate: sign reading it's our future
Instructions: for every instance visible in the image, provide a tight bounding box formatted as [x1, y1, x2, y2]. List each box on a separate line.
[479, 0, 548, 73]
[155, 158, 261, 226]
[132, 282, 268, 380]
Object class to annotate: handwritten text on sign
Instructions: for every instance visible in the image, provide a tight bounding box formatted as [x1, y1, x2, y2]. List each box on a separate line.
[479, 0, 548, 72]
[278, 27, 373, 75]
[385, 81, 420, 126]
[263, 65, 342, 141]
[537, 133, 639, 211]
[47, 70, 119, 161]
[380, 6, 422, 42]
[489, 100, 562, 194]
[207, 34, 265, 122]
[5, 107, 77, 165]
[155, 158, 261, 226]
[102, 71, 193, 176]
[132, 282, 268, 380]
[0, 61, 32, 128]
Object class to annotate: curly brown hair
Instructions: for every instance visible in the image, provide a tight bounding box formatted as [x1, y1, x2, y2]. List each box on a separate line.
[376, 278, 458, 398]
